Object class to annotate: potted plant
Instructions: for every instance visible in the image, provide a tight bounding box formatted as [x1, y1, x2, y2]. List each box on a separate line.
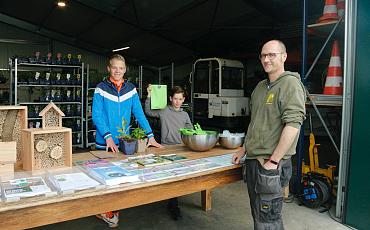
[131, 127, 147, 153]
[117, 119, 137, 155]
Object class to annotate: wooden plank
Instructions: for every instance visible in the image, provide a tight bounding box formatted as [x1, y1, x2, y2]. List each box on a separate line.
[0, 167, 242, 229]
[201, 189, 212, 211]
[0, 142, 16, 163]
[21, 130, 33, 171]
[0, 163, 14, 174]
[0, 106, 27, 111]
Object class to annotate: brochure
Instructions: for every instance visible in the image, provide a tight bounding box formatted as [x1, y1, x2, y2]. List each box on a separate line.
[160, 154, 187, 162]
[136, 156, 172, 167]
[50, 172, 101, 192]
[127, 154, 155, 162]
[2, 177, 52, 199]
[88, 165, 140, 186]
[139, 171, 174, 182]
[149, 163, 184, 172]
[166, 166, 195, 176]
[111, 160, 139, 171]
[189, 162, 223, 172]
[75, 159, 111, 168]
[180, 158, 209, 167]
[206, 153, 234, 167]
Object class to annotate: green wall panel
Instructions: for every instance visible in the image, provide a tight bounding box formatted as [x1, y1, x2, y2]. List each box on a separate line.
[345, 0, 370, 229]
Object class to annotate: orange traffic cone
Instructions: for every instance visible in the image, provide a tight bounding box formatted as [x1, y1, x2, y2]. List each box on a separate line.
[337, 0, 345, 17]
[323, 40, 343, 95]
[318, 0, 340, 23]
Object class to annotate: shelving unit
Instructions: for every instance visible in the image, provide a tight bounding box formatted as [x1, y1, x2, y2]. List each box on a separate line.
[84, 73, 96, 148]
[307, 20, 345, 36]
[305, 19, 344, 106]
[0, 69, 11, 104]
[299, 2, 346, 218]
[9, 58, 88, 148]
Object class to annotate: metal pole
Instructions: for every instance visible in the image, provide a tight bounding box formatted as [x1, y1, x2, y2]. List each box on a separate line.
[14, 58, 18, 105]
[139, 65, 143, 98]
[337, 0, 356, 219]
[295, 0, 308, 195]
[304, 16, 344, 81]
[171, 62, 174, 88]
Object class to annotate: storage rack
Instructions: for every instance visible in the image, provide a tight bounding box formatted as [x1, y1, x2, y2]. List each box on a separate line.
[296, 1, 345, 217]
[85, 74, 96, 148]
[10, 58, 87, 148]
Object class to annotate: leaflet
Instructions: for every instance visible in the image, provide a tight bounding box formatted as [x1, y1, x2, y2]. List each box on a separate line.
[50, 172, 101, 192]
[88, 165, 140, 186]
[2, 177, 52, 199]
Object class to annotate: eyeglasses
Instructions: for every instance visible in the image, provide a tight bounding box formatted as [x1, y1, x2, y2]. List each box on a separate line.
[259, 53, 284, 60]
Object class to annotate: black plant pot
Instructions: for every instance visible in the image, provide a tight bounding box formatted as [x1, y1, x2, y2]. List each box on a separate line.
[119, 139, 137, 155]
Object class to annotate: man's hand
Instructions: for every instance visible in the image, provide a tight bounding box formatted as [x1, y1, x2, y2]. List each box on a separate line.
[263, 160, 278, 170]
[232, 148, 246, 164]
[147, 136, 163, 148]
[147, 84, 152, 97]
[106, 137, 119, 153]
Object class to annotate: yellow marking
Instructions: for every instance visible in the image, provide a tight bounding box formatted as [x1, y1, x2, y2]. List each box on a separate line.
[266, 93, 274, 104]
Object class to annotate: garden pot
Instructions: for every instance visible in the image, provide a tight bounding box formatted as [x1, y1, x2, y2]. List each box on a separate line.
[119, 139, 137, 155]
[136, 138, 148, 153]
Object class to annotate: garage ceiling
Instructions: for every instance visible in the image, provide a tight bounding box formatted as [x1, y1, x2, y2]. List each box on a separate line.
[0, 0, 323, 66]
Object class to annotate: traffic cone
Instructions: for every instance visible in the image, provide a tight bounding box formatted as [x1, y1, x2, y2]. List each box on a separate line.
[323, 40, 343, 95]
[318, 0, 339, 23]
[337, 0, 345, 17]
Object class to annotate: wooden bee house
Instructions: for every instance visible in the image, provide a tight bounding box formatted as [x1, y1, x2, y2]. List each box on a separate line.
[0, 106, 27, 168]
[22, 102, 72, 171]
[39, 102, 64, 129]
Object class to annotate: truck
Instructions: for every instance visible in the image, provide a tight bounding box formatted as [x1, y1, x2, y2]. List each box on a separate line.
[191, 58, 249, 132]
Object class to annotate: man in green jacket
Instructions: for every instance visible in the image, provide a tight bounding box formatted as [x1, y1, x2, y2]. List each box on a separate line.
[232, 40, 306, 230]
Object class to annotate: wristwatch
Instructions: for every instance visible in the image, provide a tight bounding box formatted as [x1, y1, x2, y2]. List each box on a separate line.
[269, 159, 279, 165]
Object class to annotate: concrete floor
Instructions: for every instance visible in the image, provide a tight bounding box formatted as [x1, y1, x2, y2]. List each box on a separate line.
[33, 181, 349, 230]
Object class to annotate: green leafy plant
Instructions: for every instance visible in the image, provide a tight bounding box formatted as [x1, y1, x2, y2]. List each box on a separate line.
[117, 118, 135, 142]
[131, 127, 146, 140]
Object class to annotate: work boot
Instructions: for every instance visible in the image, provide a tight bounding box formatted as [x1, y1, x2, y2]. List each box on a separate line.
[167, 198, 182, 220]
[96, 211, 119, 228]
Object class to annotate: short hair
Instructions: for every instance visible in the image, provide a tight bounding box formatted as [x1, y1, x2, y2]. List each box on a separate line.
[109, 54, 126, 66]
[170, 86, 185, 97]
[262, 39, 287, 53]
[275, 40, 286, 53]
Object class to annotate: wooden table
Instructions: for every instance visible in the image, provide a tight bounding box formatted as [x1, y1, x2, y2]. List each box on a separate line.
[0, 145, 242, 229]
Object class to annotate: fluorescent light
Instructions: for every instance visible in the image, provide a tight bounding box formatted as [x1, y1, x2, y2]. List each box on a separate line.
[57, 1, 66, 7]
[112, 47, 130, 52]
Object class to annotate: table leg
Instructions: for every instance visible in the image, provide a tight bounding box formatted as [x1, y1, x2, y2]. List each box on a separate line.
[201, 189, 212, 211]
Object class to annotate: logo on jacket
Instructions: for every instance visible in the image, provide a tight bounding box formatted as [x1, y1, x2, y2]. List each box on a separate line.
[266, 93, 274, 104]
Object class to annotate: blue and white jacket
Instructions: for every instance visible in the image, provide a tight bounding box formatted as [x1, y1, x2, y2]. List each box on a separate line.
[92, 78, 153, 149]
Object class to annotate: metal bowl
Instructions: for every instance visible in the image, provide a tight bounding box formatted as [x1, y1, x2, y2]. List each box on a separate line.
[219, 136, 244, 149]
[181, 132, 219, 152]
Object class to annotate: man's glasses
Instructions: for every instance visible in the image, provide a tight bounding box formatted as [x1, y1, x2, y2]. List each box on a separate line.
[259, 53, 284, 60]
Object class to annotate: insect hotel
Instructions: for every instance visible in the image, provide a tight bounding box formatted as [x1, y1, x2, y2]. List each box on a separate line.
[0, 106, 27, 173]
[22, 102, 72, 170]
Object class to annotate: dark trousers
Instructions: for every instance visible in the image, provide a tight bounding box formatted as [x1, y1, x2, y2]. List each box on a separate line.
[168, 197, 178, 207]
[244, 158, 292, 230]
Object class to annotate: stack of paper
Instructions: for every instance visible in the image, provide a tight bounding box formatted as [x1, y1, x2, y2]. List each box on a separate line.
[78, 159, 140, 186]
[49, 172, 101, 193]
[1, 177, 52, 199]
